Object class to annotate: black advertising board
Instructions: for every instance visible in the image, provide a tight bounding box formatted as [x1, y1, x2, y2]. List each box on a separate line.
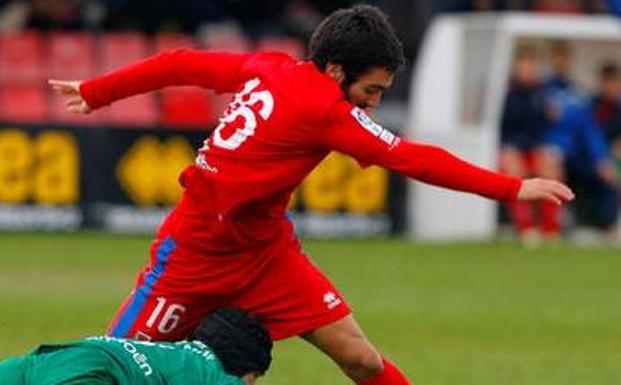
[0, 124, 404, 237]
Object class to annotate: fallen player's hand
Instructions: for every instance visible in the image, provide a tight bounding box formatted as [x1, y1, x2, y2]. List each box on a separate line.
[517, 178, 574, 205]
[48, 79, 92, 114]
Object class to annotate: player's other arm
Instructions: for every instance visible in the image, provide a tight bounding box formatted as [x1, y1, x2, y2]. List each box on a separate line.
[318, 102, 574, 204]
[49, 49, 251, 112]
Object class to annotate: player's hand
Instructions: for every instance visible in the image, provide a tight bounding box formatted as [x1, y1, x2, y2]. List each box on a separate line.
[48, 79, 93, 114]
[517, 178, 574, 205]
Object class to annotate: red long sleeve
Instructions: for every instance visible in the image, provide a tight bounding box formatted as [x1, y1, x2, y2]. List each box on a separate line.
[317, 101, 522, 202]
[80, 49, 252, 109]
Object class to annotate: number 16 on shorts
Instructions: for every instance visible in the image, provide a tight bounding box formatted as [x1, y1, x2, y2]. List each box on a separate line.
[145, 297, 186, 335]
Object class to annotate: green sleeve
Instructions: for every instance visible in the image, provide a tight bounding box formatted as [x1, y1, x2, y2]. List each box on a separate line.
[5, 338, 244, 385]
[0, 357, 26, 385]
[83, 337, 245, 385]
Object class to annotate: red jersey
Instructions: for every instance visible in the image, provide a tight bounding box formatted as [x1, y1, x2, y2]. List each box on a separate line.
[81, 49, 521, 253]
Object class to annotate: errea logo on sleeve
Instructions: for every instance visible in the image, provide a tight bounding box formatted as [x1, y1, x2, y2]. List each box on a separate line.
[350, 107, 397, 146]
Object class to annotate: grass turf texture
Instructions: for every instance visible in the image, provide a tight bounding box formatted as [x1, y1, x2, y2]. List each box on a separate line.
[0, 232, 619, 385]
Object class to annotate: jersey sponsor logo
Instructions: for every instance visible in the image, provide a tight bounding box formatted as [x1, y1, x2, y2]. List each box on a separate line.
[182, 340, 217, 362]
[323, 291, 342, 310]
[195, 151, 218, 173]
[351, 107, 382, 136]
[123, 342, 153, 377]
[87, 336, 174, 376]
[350, 107, 397, 146]
[379, 129, 396, 146]
[88, 336, 174, 349]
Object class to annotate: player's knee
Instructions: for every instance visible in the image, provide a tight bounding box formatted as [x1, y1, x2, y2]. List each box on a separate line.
[356, 348, 384, 376]
[338, 343, 384, 379]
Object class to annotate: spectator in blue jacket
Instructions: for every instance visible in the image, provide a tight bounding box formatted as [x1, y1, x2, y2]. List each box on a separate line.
[585, 61, 621, 237]
[544, 43, 620, 240]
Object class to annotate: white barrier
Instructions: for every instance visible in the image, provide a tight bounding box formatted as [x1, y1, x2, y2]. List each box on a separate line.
[407, 12, 621, 240]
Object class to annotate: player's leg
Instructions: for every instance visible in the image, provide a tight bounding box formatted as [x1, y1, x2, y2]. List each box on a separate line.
[0, 357, 26, 385]
[230, 240, 353, 341]
[106, 235, 225, 341]
[302, 315, 410, 385]
[231, 242, 411, 384]
[107, 289, 208, 341]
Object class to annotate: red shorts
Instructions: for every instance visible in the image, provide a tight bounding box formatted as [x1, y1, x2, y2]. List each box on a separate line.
[106, 223, 351, 341]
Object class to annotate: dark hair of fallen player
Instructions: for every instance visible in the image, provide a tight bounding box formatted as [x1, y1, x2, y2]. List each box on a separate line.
[190, 307, 273, 377]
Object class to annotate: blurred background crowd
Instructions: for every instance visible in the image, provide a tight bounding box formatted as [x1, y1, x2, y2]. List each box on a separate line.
[0, 0, 620, 244]
[2, 1, 621, 36]
[2, 0, 621, 97]
[500, 41, 621, 245]
[2, 0, 621, 99]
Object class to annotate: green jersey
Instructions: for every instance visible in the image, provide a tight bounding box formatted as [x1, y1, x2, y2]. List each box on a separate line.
[0, 336, 244, 385]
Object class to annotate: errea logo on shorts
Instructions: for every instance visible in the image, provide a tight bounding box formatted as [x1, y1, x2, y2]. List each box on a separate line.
[323, 291, 342, 310]
[350, 107, 397, 147]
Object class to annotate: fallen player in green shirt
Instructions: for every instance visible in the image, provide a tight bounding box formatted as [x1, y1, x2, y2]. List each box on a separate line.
[0, 308, 272, 385]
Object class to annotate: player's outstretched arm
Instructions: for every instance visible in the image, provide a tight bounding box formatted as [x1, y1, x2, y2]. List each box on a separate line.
[318, 102, 574, 204]
[49, 49, 251, 112]
[49, 79, 92, 114]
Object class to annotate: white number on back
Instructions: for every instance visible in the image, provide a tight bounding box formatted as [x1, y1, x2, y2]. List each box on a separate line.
[213, 78, 274, 150]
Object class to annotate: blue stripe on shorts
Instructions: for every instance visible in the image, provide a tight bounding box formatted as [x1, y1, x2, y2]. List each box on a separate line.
[109, 236, 176, 337]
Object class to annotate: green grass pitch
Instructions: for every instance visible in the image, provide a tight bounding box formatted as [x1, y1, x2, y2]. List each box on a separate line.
[0, 232, 620, 385]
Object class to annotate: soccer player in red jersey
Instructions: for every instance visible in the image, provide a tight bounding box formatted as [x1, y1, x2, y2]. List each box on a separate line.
[51, 5, 574, 385]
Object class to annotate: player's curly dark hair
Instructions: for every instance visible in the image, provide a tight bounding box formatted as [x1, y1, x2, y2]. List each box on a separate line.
[190, 308, 273, 377]
[309, 4, 405, 87]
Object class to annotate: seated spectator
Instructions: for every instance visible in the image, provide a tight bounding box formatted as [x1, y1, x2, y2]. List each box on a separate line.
[585, 61, 621, 238]
[607, 0, 621, 16]
[593, 62, 621, 154]
[500, 46, 555, 245]
[544, 43, 620, 242]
